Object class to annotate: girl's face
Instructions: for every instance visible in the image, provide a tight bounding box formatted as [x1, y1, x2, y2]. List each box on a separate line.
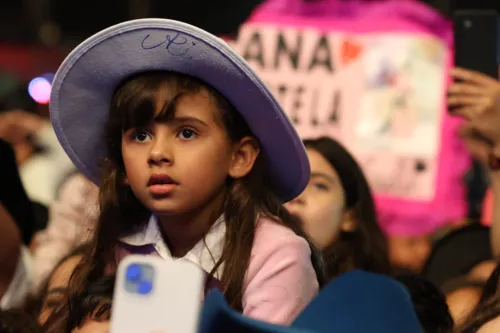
[285, 148, 346, 250]
[121, 89, 258, 220]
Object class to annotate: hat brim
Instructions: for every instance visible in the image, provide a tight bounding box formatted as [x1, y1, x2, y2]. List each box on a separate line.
[50, 19, 309, 201]
[422, 224, 492, 286]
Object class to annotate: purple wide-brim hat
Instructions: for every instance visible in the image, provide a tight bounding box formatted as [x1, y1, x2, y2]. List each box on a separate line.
[50, 18, 309, 202]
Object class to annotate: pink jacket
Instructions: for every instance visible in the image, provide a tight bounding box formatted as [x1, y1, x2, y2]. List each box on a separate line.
[117, 215, 319, 325]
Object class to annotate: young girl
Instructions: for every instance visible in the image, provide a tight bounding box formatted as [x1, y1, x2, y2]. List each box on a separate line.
[285, 137, 391, 279]
[46, 19, 323, 329]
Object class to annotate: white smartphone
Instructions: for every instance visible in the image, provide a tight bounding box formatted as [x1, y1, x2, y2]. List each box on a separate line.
[110, 255, 206, 333]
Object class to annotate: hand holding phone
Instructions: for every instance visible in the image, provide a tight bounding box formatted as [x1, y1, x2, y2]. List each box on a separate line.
[449, 67, 500, 119]
[110, 256, 206, 333]
[448, 67, 500, 165]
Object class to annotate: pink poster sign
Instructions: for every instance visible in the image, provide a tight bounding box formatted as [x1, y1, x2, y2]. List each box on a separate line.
[230, 0, 470, 235]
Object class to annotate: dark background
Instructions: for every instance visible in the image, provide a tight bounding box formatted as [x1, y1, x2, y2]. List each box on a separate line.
[0, 0, 263, 44]
[1, 0, 498, 45]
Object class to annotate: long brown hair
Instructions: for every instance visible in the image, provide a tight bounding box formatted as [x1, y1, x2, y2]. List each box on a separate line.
[303, 137, 392, 279]
[44, 71, 324, 332]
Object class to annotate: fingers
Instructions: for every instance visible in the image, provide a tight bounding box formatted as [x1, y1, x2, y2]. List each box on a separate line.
[448, 95, 494, 116]
[22, 116, 43, 133]
[449, 106, 479, 120]
[462, 136, 491, 164]
[458, 122, 494, 144]
[448, 95, 487, 107]
[0, 110, 43, 137]
[448, 79, 500, 116]
[451, 67, 499, 87]
[457, 123, 473, 137]
[458, 124, 493, 164]
[448, 83, 485, 96]
[457, 122, 479, 139]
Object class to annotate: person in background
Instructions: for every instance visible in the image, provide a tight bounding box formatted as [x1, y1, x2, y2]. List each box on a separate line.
[31, 172, 99, 291]
[457, 264, 500, 333]
[422, 222, 493, 326]
[396, 274, 454, 333]
[0, 109, 74, 208]
[444, 67, 500, 329]
[469, 260, 498, 282]
[35, 245, 111, 333]
[0, 72, 74, 206]
[441, 276, 485, 327]
[386, 228, 433, 274]
[286, 136, 392, 279]
[432, 266, 494, 327]
[70, 276, 113, 333]
[447, 67, 500, 258]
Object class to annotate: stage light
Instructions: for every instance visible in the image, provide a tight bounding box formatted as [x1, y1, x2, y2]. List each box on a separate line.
[28, 76, 52, 104]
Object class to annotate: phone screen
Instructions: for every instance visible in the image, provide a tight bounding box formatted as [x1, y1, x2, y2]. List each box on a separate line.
[453, 9, 499, 78]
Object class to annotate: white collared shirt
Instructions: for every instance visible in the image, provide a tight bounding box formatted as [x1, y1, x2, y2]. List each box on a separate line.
[120, 215, 226, 279]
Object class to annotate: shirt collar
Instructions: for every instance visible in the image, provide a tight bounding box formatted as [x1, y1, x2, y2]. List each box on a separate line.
[120, 215, 226, 278]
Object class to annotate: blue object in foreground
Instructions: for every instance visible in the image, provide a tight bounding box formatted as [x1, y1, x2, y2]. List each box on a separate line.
[199, 270, 422, 333]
